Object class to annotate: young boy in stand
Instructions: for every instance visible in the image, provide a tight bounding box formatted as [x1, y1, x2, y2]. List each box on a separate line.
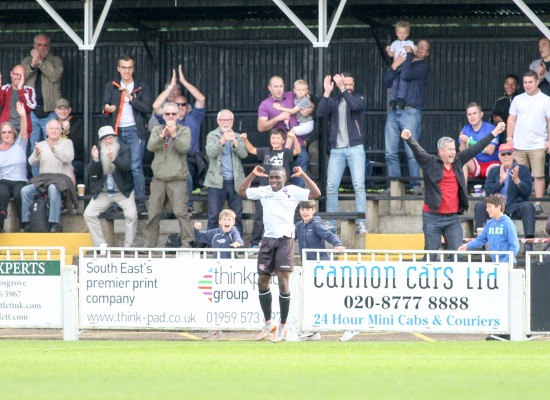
[194, 208, 244, 340]
[295, 200, 346, 341]
[241, 128, 301, 248]
[458, 193, 520, 264]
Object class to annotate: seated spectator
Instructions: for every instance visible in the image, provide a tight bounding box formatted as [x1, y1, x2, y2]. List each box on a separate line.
[55, 98, 85, 183]
[20, 119, 75, 232]
[473, 143, 535, 252]
[458, 102, 503, 181]
[0, 102, 28, 232]
[83, 126, 138, 248]
[143, 102, 193, 248]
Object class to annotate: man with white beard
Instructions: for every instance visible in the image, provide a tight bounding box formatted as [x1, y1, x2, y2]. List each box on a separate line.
[84, 126, 138, 248]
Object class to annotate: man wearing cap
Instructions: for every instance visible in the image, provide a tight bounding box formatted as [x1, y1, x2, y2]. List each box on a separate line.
[21, 33, 64, 177]
[0, 64, 36, 134]
[83, 126, 137, 248]
[55, 98, 85, 183]
[143, 102, 193, 248]
[474, 143, 536, 252]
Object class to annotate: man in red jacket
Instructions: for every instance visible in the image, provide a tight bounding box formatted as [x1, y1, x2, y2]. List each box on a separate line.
[0, 64, 36, 134]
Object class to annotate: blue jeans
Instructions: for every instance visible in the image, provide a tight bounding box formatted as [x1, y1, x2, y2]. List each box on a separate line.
[21, 184, 62, 223]
[30, 111, 57, 177]
[326, 145, 366, 224]
[422, 211, 463, 252]
[207, 181, 243, 235]
[384, 107, 422, 188]
[290, 146, 309, 187]
[118, 126, 145, 198]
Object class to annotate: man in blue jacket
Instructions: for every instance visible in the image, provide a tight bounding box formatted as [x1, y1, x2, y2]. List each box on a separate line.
[384, 39, 430, 194]
[316, 72, 367, 235]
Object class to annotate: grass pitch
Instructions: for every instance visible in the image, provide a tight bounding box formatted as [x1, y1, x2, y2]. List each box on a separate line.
[1, 340, 549, 400]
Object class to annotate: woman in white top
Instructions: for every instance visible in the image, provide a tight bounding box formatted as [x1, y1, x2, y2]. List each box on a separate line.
[0, 102, 28, 232]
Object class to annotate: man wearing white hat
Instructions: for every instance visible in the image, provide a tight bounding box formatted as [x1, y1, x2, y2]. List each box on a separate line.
[83, 126, 138, 248]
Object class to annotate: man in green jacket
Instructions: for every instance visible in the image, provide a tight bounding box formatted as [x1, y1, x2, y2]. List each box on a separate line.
[204, 109, 248, 234]
[143, 102, 193, 248]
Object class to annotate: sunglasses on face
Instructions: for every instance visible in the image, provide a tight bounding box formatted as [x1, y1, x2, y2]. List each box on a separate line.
[177, 102, 188, 107]
[500, 152, 513, 156]
[164, 112, 178, 116]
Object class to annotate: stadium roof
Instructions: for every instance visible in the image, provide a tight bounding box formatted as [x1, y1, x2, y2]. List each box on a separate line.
[0, 0, 549, 30]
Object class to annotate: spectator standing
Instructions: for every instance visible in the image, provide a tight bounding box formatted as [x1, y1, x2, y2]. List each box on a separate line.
[506, 70, 550, 214]
[21, 34, 64, 177]
[384, 39, 430, 194]
[83, 126, 137, 249]
[0, 102, 28, 232]
[491, 74, 520, 146]
[529, 37, 550, 96]
[458, 102, 501, 180]
[143, 103, 193, 248]
[20, 120, 74, 233]
[102, 55, 152, 214]
[0, 65, 35, 134]
[316, 72, 368, 235]
[204, 109, 248, 235]
[473, 143, 535, 252]
[55, 98, 85, 183]
[257, 76, 311, 187]
[151, 66, 206, 209]
[401, 123, 505, 252]
[237, 165, 321, 343]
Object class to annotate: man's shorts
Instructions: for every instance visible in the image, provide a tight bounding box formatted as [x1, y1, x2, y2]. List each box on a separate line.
[514, 149, 546, 178]
[257, 237, 295, 276]
[468, 158, 500, 178]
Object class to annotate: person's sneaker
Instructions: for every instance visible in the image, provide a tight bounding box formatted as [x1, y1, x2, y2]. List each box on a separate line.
[203, 330, 222, 340]
[356, 221, 368, 235]
[99, 243, 108, 256]
[535, 203, 544, 215]
[49, 223, 62, 233]
[325, 220, 337, 233]
[20, 222, 30, 232]
[270, 323, 287, 343]
[339, 330, 359, 342]
[300, 331, 321, 341]
[257, 320, 276, 340]
[524, 243, 533, 253]
[411, 186, 423, 196]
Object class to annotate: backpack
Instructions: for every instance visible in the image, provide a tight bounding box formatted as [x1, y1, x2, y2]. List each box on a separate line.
[29, 194, 49, 233]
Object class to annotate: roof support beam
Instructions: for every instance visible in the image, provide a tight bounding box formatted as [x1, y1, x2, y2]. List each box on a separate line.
[35, 0, 113, 50]
[513, 0, 550, 39]
[272, 0, 347, 47]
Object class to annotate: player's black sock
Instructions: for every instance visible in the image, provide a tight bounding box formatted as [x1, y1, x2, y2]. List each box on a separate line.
[259, 289, 272, 321]
[279, 292, 290, 324]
